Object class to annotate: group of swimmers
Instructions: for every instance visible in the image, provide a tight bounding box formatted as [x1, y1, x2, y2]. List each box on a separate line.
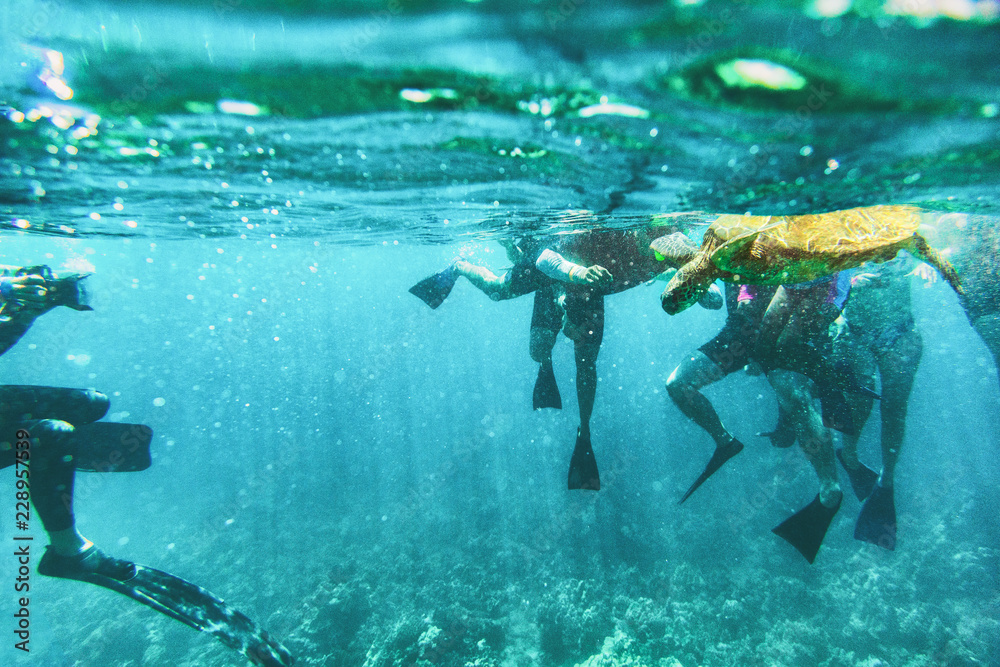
[410, 209, 997, 563]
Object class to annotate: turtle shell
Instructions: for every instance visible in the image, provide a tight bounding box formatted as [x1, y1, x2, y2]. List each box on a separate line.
[709, 205, 923, 283]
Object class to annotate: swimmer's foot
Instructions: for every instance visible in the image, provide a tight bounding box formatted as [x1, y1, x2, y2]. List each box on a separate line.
[679, 438, 744, 504]
[533, 360, 562, 410]
[836, 448, 879, 501]
[772, 491, 842, 564]
[568, 427, 600, 491]
[854, 483, 897, 551]
[38, 545, 137, 582]
[408, 264, 458, 310]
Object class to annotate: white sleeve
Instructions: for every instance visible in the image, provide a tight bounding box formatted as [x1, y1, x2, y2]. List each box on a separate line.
[535, 248, 588, 284]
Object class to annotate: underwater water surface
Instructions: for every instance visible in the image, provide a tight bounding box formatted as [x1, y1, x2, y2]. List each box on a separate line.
[1, 1, 999, 665]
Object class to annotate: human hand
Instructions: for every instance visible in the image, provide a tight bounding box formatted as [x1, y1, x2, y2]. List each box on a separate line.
[907, 262, 938, 286]
[1, 274, 49, 309]
[850, 272, 878, 287]
[581, 265, 612, 285]
[830, 315, 848, 341]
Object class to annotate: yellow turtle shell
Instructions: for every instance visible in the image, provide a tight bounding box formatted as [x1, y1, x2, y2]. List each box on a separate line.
[708, 204, 923, 284]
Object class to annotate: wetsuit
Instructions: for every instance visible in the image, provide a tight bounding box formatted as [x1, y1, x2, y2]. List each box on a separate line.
[0, 283, 107, 533]
[699, 283, 778, 376]
[544, 226, 678, 347]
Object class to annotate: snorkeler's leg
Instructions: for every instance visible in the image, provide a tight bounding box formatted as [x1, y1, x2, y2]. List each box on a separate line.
[565, 291, 603, 490]
[530, 286, 562, 410]
[0, 385, 109, 425]
[667, 351, 746, 502]
[970, 312, 1000, 391]
[768, 370, 843, 563]
[665, 351, 729, 446]
[852, 330, 920, 550]
[574, 340, 600, 438]
[5, 417, 127, 576]
[830, 341, 879, 500]
[752, 287, 794, 372]
[768, 371, 841, 507]
[452, 260, 506, 300]
[875, 327, 922, 488]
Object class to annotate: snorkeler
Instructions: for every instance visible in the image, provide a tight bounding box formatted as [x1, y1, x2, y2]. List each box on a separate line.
[664, 269, 853, 563]
[665, 283, 779, 502]
[833, 260, 932, 551]
[652, 231, 779, 501]
[410, 217, 721, 491]
[0, 265, 137, 578]
[409, 234, 612, 414]
[753, 276, 854, 563]
[0, 264, 294, 666]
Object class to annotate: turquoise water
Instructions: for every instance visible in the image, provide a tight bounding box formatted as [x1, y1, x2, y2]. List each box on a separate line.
[1, 1, 998, 665]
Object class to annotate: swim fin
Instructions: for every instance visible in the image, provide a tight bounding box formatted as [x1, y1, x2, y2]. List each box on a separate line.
[854, 483, 896, 550]
[567, 428, 600, 490]
[835, 448, 879, 501]
[679, 439, 743, 504]
[69, 422, 153, 472]
[44, 559, 295, 666]
[772, 492, 842, 564]
[408, 267, 457, 309]
[532, 361, 562, 410]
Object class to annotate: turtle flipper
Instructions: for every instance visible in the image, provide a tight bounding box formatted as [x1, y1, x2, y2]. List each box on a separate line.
[906, 233, 964, 297]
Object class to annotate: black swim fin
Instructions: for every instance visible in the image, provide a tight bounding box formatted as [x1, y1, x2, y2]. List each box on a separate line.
[532, 361, 562, 410]
[679, 439, 743, 504]
[854, 484, 896, 550]
[567, 428, 600, 490]
[772, 493, 842, 564]
[69, 422, 153, 472]
[835, 448, 879, 501]
[47, 561, 294, 666]
[408, 267, 457, 309]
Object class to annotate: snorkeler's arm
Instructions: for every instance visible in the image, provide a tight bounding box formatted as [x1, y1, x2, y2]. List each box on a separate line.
[0, 271, 72, 354]
[535, 248, 612, 285]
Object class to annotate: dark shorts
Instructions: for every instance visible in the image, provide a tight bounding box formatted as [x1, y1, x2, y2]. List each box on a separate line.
[698, 314, 758, 376]
[530, 285, 560, 331]
[563, 286, 604, 348]
[530, 285, 604, 348]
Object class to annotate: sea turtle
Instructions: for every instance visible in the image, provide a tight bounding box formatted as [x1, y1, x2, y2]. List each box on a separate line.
[653, 204, 964, 315]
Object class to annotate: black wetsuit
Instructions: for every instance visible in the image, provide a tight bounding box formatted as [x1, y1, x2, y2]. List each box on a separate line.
[699, 283, 778, 375]
[0, 307, 108, 532]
